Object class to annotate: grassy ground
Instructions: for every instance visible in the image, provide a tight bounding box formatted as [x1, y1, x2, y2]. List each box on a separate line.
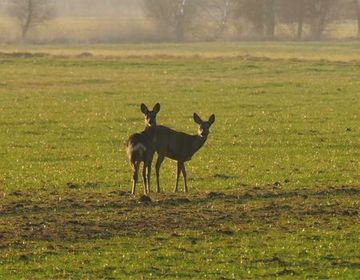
[2, 41, 360, 61]
[0, 43, 359, 279]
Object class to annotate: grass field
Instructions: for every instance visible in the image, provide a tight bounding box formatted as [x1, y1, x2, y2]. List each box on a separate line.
[0, 42, 359, 279]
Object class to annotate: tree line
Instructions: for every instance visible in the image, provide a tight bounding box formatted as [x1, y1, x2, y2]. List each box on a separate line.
[3, 0, 360, 42]
[146, 0, 360, 41]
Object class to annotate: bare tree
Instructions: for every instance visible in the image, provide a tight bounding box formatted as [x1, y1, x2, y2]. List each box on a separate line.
[307, 0, 334, 40]
[194, 0, 236, 40]
[296, 0, 306, 40]
[219, 0, 233, 32]
[233, 0, 262, 38]
[233, 0, 277, 39]
[175, 0, 187, 41]
[277, 0, 335, 40]
[264, 0, 276, 39]
[145, 0, 197, 41]
[277, 0, 307, 40]
[9, 0, 53, 40]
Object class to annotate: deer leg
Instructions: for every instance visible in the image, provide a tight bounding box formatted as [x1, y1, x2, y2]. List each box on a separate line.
[155, 155, 165, 193]
[181, 162, 188, 193]
[131, 162, 140, 195]
[147, 152, 154, 193]
[146, 163, 151, 193]
[142, 163, 147, 195]
[174, 161, 182, 193]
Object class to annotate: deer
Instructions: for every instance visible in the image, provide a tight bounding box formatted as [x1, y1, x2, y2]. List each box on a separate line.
[153, 113, 215, 193]
[126, 103, 160, 195]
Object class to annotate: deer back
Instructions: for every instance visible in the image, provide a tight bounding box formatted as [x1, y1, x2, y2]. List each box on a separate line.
[153, 125, 205, 162]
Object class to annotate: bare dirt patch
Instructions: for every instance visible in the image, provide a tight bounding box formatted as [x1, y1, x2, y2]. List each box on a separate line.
[0, 185, 359, 246]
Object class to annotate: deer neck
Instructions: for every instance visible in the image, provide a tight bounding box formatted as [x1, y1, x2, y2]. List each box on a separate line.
[191, 134, 207, 155]
[144, 125, 156, 137]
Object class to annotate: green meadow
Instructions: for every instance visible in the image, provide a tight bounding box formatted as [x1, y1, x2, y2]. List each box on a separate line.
[0, 42, 359, 279]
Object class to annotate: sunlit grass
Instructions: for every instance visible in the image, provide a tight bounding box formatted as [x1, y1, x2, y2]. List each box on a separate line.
[0, 43, 359, 279]
[0, 45, 358, 192]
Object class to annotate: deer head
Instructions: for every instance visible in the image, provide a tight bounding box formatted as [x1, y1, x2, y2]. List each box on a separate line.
[141, 103, 161, 127]
[193, 113, 215, 138]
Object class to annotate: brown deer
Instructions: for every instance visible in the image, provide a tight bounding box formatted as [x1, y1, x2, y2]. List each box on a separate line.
[126, 103, 160, 195]
[153, 113, 215, 193]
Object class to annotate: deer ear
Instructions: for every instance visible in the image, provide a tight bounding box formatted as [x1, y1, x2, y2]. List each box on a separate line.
[140, 103, 149, 114]
[153, 103, 160, 114]
[208, 114, 215, 125]
[193, 113, 202, 124]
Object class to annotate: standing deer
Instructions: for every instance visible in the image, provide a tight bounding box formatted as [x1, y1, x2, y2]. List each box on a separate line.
[154, 113, 215, 193]
[126, 103, 160, 195]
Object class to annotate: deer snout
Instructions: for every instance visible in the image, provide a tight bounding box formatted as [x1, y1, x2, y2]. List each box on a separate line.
[199, 129, 209, 138]
[146, 118, 156, 127]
